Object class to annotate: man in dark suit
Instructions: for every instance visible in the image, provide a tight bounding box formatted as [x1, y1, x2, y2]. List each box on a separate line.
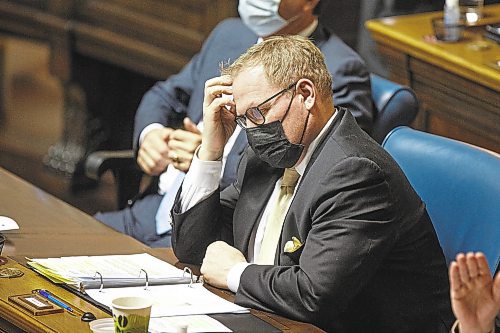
[171, 35, 454, 332]
[95, 0, 373, 248]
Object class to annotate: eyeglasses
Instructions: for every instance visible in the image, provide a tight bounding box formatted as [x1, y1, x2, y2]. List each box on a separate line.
[235, 82, 297, 129]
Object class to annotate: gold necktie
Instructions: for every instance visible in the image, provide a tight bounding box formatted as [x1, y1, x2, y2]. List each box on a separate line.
[257, 168, 300, 265]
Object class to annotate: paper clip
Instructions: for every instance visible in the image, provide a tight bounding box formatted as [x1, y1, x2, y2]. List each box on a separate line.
[139, 269, 149, 290]
[183, 267, 194, 288]
[94, 271, 104, 292]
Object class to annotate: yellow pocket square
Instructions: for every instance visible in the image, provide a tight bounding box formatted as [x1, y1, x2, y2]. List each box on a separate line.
[283, 237, 303, 253]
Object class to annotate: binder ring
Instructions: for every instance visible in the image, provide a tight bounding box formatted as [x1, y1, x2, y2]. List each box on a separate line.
[139, 269, 149, 290]
[94, 272, 104, 292]
[183, 267, 194, 288]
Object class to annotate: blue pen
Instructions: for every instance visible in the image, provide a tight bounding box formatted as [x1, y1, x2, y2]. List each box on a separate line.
[38, 289, 74, 313]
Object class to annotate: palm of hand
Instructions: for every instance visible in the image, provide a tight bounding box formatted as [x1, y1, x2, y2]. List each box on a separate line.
[452, 275, 497, 333]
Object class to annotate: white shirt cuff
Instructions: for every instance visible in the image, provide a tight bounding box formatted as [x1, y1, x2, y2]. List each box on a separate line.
[139, 123, 165, 146]
[227, 262, 252, 293]
[178, 148, 222, 213]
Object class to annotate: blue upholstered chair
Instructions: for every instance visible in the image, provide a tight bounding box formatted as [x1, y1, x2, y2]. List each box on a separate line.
[382, 127, 500, 273]
[370, 74, 419, 143]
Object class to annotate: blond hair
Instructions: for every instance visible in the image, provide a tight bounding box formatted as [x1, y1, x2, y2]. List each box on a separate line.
[222, 35, 333, 102]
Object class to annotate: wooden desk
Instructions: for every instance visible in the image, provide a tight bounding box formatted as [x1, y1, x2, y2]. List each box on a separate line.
[0, 168, 324, 332]
[366, 5, 500, 152]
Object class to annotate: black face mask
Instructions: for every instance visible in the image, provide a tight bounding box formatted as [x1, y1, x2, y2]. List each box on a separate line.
[246, 119, 306, 168]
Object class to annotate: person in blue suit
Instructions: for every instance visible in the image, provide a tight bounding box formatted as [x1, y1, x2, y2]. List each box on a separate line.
[94, 0, 373, 247]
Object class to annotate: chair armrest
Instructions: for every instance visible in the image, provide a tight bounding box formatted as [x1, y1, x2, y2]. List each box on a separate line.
[370, 74, 419, 143]
[84, 150, 137, 180]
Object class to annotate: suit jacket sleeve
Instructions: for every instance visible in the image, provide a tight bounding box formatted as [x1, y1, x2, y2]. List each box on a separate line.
[132, 24, 223, 152]
[170, 151, 247, 264]
[235, 156, 399, 324]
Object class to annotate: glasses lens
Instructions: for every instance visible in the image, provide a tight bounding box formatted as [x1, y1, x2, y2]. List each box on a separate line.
[246, 107, 265, 125]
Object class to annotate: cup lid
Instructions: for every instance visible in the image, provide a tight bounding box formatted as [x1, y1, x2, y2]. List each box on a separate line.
[89, 318, 114, 333]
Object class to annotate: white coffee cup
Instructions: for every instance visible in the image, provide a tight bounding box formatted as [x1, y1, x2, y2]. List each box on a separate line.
[111, 296, 153, 333]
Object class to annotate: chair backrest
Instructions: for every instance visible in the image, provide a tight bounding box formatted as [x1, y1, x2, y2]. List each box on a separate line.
[370, 74, 419, 143]
[382, 127, 500, 273]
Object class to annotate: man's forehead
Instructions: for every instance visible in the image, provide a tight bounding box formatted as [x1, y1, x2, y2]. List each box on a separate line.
[232, 66, 271, 102]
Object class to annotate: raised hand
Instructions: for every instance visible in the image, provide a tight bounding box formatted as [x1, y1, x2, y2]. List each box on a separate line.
[198, 75, 236, 161]
[449, 252, 500, 333]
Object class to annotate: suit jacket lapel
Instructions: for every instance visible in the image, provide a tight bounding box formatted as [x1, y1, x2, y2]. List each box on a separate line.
[277, 108, 346, 262]
[234, 154, 283, 256]
[220, 131, 248, 189]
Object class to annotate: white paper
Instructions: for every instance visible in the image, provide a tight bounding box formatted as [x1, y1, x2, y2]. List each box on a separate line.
[149, 315, 232, 333]
[87, 283, 248, 318]
[0, 216, 19, 231]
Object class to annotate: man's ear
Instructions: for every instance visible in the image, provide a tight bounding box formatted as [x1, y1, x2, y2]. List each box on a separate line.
[297, 79, 315, 111]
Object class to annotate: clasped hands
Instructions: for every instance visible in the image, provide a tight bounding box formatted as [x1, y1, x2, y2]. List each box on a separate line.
[137, 117, 202, 175]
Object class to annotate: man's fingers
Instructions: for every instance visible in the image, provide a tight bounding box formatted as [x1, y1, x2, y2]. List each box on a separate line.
[138, 144, 169, 174]
[138, 154, 168, 175]
[137, 154, 155, 174]
[475, 252, 490, 276]
[456, 253, 471, 284]
[140, 144, 168, 166]
[207, 96, 235, 116]
[450, 261, 463, 294]
[168, 149, 192, 172]
[168, 139, 198, 154]
[204, 75, 232, 89]
[205, 93, 234, 113]
[205, 85, 233, 98]
[183, 118, 201, 134]
[203, 76, 233, 108]
[493, 271, 500, 304]
[169, 129, 202, 144]
[466, 252, 479, 279]
[157, 127, 172, 140]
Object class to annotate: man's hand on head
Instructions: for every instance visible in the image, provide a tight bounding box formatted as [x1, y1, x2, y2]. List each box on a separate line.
[137, 127, 173, 175]
[199, 75, 236, 161]
[201, 241, 246, 290]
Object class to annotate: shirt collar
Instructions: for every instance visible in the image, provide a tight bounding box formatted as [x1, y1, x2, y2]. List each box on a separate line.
[295, 109, 337, 176]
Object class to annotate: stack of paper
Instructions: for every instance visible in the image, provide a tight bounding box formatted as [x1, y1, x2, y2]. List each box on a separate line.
[27, 253, 190, 289]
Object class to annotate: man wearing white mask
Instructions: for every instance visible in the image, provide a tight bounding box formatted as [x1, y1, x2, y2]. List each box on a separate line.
[94, 0, 373, 248]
